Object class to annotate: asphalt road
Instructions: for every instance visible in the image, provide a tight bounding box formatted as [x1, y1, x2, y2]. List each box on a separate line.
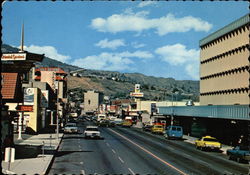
[49, 121, 249, 175]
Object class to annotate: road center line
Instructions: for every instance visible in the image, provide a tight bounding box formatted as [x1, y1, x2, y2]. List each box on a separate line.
[106, 143, 110, 147]
[80, 162, 83, 164]
[118, 156, 124, 163]
[112, 149, 116, 154]
[108, 128, 187, 175]
[128, 168, 135, 175]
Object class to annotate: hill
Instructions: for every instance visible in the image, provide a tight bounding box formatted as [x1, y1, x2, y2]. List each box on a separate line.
[2, 44, 200, 101]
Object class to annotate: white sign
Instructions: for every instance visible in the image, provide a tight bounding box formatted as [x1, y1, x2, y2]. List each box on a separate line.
[1, 53, 26, 61]
[24, 88, 34, 105]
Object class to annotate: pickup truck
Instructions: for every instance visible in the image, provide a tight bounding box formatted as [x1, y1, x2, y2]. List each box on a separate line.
[227, 145, 250, 163]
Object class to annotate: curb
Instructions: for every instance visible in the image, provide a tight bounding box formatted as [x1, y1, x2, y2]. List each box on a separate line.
[44, 134, 64, 175]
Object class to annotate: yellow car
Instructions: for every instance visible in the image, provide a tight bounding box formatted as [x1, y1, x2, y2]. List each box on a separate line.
[122, 120, 132, 127]
[151, 125, 164, 134]
[195, 136, 222, 151]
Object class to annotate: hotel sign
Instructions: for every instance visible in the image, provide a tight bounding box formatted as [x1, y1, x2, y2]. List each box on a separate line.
[1, 53, 26, 61]
[130, 92, 144, 97]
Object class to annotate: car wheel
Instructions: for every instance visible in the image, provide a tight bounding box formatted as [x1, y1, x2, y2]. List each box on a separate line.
[195, 144, 199, 149]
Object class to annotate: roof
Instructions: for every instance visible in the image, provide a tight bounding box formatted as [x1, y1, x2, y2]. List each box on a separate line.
[35, 67, 67, 74]
[200, 14, 249, 46]
[1, 73, 19, 99]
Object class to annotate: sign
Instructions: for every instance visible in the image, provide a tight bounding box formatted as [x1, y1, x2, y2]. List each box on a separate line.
[135, 84, 140, 93]
[24, 88, 34, 105]
[1, 53, 26, 61]
[41, 90, 49, 108]
[16, 105, 33, 112]
[130, 92, 144, 97]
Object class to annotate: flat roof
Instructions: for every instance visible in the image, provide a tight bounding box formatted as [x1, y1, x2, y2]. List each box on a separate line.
[199, 14, 249, 46]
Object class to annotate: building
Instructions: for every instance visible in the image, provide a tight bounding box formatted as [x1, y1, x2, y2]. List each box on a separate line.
[199, 14, 249, 105]
[84, 90, 104, 114]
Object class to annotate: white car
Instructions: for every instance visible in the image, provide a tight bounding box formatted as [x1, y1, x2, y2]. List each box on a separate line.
[64, 123, 79, 134]
[84, 126, 101, 139]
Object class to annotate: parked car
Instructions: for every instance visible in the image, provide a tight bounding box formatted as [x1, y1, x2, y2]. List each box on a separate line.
[195, 136, 222, 151]
[151, 124, 164, 134]
[227, 145, 250, 163]
[64, 123, 80, 134]
[98, 119, 109, 127]
[113, 118, 123, 126]
[142, 124, 152, 132]
[83, 126, 101, 139]
[122, 119, 133, 127]
[164, 125, 183, 139]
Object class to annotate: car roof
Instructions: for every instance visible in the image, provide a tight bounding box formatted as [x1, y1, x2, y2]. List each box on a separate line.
[86, 126, 98, 128]
[203, 136, 216, 139]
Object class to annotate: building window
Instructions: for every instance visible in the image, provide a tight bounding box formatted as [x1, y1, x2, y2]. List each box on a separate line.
[88, 100, 91, 105]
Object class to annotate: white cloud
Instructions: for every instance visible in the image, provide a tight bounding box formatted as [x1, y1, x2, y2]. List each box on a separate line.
[95, 38, 126, 50]
[137, 1, 157, 8]
[131, 42, 146, 48]
[91, 12, 212, 35]
[72, 51, 153, 71]
[155, 43, 200, 79]
[23, 45, 71, 63]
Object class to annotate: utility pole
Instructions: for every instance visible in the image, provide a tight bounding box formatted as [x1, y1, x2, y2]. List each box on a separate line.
[56, 72, 59, 140]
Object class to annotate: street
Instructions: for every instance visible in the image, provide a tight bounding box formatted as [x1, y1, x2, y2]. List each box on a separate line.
[49, 121, 249, 175]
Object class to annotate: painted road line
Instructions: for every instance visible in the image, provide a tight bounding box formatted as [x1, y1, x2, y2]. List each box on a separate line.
[108, 128, 188, 175]
[106, 143, 110, 147]
[128, 168, 135, 175]
[112, 149, 116, 154]
[80, 162, 84, 164]
[80, 170, 85, 175]
[118, 156, 124, 163]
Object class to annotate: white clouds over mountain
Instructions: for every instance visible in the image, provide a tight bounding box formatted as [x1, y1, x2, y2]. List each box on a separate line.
[91, 12, 212, 35]
[23, 45, 71, 63]
[95, 38, 126, 50]
[72, 51, 153, 71]
[155, 44, 200, 79]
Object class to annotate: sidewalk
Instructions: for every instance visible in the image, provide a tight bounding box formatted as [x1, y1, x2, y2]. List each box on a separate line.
[2, 133, 63, 175]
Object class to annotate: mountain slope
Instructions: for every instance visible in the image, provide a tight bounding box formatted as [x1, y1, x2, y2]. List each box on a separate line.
[2, 44, 199, 101]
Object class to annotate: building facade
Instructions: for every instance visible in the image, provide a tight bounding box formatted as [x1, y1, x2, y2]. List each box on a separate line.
[84, 90, 104, 113]
[199, 14, 249, 105]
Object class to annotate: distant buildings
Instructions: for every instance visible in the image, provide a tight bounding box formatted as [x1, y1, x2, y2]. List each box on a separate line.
[199, 14, 249, 105]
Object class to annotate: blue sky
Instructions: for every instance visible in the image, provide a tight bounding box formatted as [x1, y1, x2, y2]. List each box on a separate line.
[2, 1, 248, 80]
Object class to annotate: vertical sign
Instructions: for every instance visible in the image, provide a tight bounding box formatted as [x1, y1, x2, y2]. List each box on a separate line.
[24, 88, 34, 105]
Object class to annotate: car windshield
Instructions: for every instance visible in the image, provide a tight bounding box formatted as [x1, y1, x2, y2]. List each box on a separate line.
[203, 138, 218, 142]
[155, 125, 163, 128]
[86, 128, 99, 131]
[177, 127, 182, 131]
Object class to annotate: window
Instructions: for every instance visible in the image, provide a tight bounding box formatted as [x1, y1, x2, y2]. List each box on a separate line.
[88, 100, 91, 105]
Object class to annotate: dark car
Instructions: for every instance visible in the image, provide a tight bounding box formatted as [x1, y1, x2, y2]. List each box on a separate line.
[143, 124, 152, 132]
[227, 145, 250, 163]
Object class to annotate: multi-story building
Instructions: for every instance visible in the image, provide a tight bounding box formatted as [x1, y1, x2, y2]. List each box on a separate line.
[84, 90, 104, 114]
[199, 14, 249, 105]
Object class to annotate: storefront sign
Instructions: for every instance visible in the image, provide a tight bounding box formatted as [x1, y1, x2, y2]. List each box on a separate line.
[24, 88, 34, 105]
[1, 53, 26, 61]
[130, 92, 144, 97]
[16, 105, 33, 112]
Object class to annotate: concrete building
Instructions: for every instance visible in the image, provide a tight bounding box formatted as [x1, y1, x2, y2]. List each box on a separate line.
[84, 90, 104, 114]
[199, 14, 249, 105]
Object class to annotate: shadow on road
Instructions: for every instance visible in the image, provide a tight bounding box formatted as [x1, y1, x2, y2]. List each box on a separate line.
[55, 150, 93, 157]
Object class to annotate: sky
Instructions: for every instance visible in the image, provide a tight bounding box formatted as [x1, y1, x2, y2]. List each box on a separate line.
[2, 1, 248, 80]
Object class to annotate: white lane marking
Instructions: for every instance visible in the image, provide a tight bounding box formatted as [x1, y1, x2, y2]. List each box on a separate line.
[128, 168, 135, 175]
[80, 170, 85, 175]
[106, 143, 110, 147]
[167, 147, 175, 151]
[79, 145, 81, 148]
[112, 149, 116, 154]
[108, 128, 187, 175]
[118, 156, 124, 163]
[80, 162, 83, 164]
